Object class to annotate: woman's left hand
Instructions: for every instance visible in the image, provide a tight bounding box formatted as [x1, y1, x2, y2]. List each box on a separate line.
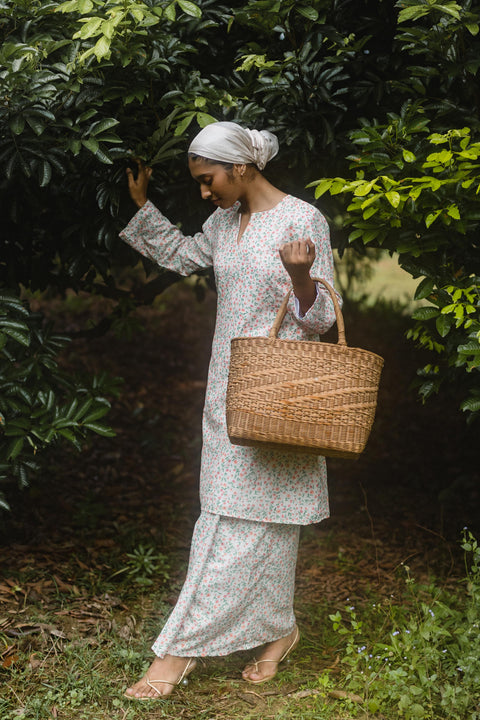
[278, 239, 315, 284]
[279, 239, 317, 315]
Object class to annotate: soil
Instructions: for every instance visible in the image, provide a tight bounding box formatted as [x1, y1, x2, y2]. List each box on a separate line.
[1, 282, 479, 621]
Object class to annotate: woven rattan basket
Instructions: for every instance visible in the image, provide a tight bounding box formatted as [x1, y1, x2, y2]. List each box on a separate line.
[226, 278, 384, 458]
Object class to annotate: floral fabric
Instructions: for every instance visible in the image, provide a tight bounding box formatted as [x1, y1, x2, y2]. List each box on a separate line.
[120, 195, 338, 524]
[151, 511, 300, 657]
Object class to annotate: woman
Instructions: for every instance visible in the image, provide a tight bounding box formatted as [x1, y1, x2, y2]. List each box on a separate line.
[120, 121, 339, 699]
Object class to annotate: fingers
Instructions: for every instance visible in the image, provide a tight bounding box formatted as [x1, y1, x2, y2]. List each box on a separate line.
[125, 158, 152, 208]
[125, 159, 153, 181]
[279, 240, 316, 264]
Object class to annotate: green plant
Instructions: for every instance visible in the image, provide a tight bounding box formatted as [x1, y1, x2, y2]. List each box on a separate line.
[112, 543, 170, 586]
[0, 294, 119, 511]
[329, 530, 480, 719]
[314, 119, 480, 417]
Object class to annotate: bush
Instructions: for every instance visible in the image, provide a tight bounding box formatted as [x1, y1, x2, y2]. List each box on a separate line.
[329, 530, 480, 719]
[0, 293, 118, 511]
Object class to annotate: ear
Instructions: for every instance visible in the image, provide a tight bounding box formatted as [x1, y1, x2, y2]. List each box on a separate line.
[233, 164, 247, 178]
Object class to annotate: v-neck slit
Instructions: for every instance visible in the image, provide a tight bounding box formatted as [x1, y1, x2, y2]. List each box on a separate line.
[236, 213, 251, 244]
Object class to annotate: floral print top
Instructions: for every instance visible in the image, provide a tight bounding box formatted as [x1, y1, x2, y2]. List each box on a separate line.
[120, 195, 339, 524]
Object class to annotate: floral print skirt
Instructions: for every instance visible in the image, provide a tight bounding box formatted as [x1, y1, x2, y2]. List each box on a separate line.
[151, 511, 300, 657]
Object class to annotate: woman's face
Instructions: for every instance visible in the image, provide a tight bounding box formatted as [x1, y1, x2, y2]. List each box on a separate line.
[188, 157, 242, 209]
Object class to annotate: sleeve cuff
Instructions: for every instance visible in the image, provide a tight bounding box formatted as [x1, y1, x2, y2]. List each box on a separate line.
[293, 283, 319, 319]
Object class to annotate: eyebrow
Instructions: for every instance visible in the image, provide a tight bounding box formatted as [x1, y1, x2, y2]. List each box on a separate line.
[191, 172, 213, 182]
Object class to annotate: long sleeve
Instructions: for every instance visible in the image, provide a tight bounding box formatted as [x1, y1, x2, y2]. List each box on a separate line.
[119, 200, 214, 276]
[290, 208, 341, 335]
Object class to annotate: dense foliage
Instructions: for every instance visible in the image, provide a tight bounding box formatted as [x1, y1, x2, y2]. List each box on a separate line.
[1, 0, 480, 508]
[312, 2, 480, 415]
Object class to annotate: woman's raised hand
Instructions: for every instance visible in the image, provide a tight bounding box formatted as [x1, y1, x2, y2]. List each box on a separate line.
[279, 239, 315, 284]
[126, 159, 152, 209]
[279, 238, 317, 315]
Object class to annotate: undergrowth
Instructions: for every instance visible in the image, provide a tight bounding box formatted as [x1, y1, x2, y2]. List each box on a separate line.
[328, 529, 480, 719]
[1, 532, 479, 719]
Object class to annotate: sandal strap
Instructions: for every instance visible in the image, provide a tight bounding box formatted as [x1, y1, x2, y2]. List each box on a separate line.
[249, 627, 300, 671]
[145, 677, 175, 695]
[144, 658, 196, 695]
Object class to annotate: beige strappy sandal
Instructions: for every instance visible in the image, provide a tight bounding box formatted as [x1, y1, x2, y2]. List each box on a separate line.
[243, 626, 300, 685]
[124, 657, 196, 700]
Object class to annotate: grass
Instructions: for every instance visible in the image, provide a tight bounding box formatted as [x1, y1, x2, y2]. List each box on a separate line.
[2, 529, 478, 720]
[334, 249, 422, 311]
[0, 555, 361, 720]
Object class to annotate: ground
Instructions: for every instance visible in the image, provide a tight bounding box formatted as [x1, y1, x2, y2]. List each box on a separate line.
[0, 280, 478, 719]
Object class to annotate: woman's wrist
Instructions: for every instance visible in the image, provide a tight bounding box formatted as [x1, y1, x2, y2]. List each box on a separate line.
[292, 277, 316, 315]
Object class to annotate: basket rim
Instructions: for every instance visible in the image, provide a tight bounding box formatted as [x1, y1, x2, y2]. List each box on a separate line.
[230, 335, 385, 364]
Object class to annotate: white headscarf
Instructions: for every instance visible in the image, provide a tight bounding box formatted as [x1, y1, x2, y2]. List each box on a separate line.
[188, 121, 279, 171]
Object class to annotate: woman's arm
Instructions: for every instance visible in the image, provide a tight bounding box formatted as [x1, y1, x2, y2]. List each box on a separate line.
[278, 210, 340, 334]
[120, 161, 214, 275]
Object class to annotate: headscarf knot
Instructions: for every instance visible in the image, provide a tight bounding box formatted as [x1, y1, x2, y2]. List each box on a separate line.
[188, 121, 279, 170]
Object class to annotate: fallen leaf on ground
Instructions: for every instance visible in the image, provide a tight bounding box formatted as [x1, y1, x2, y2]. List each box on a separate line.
[328, 688, 364, 703]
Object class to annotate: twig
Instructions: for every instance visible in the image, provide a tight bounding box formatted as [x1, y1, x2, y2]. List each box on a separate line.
[415, 523, 455, 576]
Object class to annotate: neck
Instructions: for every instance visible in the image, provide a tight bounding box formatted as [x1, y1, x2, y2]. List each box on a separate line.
[238, 175, 286, 214]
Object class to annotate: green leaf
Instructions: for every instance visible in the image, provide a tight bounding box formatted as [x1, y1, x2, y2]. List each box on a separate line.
[9, 116, 25, 135]
[435, 3, 461, 20]
[2, 328, 30, 346]
[82, 138, 100, 154]
[7, 437, 24, 460]
[58, 428, 80, 444]
[74, 17, 102, 39]
[425, 210, 442, 228]
[94, 36, 111, 62]
[196, 112, 217, 128]
[83, 406, 110, 423]
[296, 6, 319, 21]
[402, 149, 416, 163]
[177, 0, 202, 17]
[363, 205, 379, 219]
[411, 307, 440, 321]
[39, 160, 52, 188]
[397, 6, 430, 23]
[415, 277, 435, 301]
[436, 314, 453, 337]
[385, 190, 401, 208]
[312, 179, 333, 198]
[174, 112, 195, 136]
[89, 118, 120, 136]
[446, 204, 460, 219]
[165, 2, 176, 21]
[353, 180, 378, 197]
[458, 340, 480, 355]
[461, 396, 480, 412]
[83, 422, 116, 437]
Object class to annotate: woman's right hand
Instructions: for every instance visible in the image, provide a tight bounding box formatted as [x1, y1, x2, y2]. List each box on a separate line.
[126, 158, 152, 209]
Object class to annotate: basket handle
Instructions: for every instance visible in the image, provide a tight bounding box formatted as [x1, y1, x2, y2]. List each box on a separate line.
[268, 277, 346, 346]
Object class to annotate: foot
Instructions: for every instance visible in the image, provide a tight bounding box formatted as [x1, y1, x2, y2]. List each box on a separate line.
[124, 655, 195, 699]
[242, 626, 299, 684]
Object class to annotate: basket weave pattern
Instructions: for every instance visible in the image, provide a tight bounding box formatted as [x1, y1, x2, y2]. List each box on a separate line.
[226, 279, 384, 458]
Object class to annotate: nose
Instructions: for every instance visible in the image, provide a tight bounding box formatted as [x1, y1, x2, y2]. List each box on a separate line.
[200, 183, 211, 200]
